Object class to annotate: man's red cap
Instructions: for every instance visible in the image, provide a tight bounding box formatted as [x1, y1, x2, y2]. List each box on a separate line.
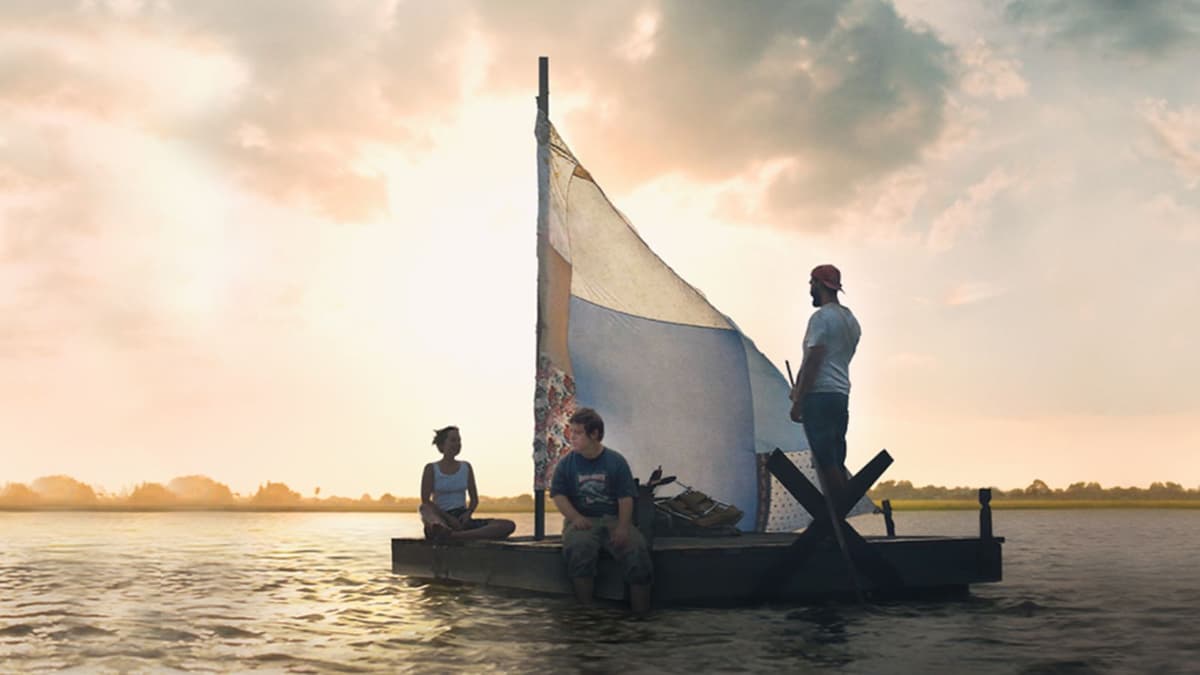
[811, 264, 843, 292]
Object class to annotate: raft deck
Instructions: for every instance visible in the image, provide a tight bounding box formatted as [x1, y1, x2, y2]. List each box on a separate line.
[391, 532, 1003, 604]
[393, 450, 1004, 605]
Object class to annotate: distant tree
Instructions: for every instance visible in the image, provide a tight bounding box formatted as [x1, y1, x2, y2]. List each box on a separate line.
[1024, 479, 1053, 497]
[359, 493, 374, 503]
[31, 475, 98, 505]
[1065, 482, 1104, 498]
[0, 483, 38, 506]
[250, 482, 302, 506]
[477, 493, 535, 512]
[1148, 481, 1185, 496]
[127, 482, 177, 506]
[169, 476, 235, 505]
[378, 493, 397, 506]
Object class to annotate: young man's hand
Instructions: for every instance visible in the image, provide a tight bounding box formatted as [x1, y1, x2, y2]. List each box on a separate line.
[610, 523, 630, 551]
[789, 400, 804, 423]
[570, 515, 593, 530]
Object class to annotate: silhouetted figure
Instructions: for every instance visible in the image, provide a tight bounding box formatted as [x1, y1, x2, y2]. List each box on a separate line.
[790, 265, 861, 504]
[419, 426, 516, 541]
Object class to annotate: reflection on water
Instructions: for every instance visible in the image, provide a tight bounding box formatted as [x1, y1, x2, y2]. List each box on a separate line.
[2, 511, 1199, 673]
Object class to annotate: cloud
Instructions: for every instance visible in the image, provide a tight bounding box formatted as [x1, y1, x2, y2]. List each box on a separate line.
[0, 1, 962, 231]
[944, 281, 1006, 306]
[1143, 192, 1200, 242]
[833, 167, 929, 243]
[959, 40, 1028, 100]
[616, 10, 660, 63]
[0, 1, 474, 223]
[1139, 99, 1200, 188]
[927, 168, 1016, 252]
[473, 0, 957, 230]
[1003, 0, 1200, 60]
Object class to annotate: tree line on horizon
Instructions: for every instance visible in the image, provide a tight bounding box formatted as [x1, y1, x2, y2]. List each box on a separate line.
[868, 479, 1200, 501]
[4, 474, 1200, 509]
[0, 475, 534, 510]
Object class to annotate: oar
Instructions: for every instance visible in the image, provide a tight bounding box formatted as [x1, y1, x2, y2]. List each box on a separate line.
[786, 359, 866, 605]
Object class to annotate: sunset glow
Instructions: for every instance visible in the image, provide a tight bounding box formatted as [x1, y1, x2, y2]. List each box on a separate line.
[2, 1, 1197, 500]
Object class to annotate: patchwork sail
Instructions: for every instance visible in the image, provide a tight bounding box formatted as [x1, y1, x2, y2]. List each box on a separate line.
[532, 112, 872, 531]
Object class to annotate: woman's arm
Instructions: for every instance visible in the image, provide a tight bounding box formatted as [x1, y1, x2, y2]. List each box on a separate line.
[466, 463, 479, 515]
[420, 464, 434, 505]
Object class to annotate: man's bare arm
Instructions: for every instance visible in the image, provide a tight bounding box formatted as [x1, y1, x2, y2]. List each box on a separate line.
[552, 494, 591, 529]
[616, 496, 633, 529]
[611, 496, 634, 549]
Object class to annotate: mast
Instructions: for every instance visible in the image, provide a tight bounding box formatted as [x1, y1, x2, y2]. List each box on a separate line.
[534, 56, 549, 540]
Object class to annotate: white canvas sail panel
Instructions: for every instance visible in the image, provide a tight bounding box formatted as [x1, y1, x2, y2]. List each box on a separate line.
[532, 113, 872, 531]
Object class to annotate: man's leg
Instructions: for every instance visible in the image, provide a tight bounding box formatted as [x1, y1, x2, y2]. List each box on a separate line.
[562, 518, 602, 604]
[803, 392, 850, 506]
[603, 519, 654, 614]
[571, 578, 595, 604]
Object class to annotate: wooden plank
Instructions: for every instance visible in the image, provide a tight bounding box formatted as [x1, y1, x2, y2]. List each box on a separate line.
[759, 449, 903, 597]
[840, 450, 893, 514]
[765, 450, 828, 515]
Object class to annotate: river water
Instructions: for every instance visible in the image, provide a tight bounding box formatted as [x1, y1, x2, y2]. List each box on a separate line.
[2, 510, 1198, 673]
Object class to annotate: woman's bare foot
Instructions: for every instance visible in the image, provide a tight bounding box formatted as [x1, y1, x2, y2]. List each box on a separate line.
[425, 522, 452, 542]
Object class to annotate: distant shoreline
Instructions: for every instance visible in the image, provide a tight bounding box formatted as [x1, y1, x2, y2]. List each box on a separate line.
[883, 499, 1200, 510]
[4, 499, 1200, 513]
[0, 505, 523, 513]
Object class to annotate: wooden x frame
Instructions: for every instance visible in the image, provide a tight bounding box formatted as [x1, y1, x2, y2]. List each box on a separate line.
[755, 448, 904, 598]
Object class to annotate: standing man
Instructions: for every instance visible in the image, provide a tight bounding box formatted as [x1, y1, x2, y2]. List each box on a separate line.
[790, 264, 861, 501]
[550, 407, 654, 614]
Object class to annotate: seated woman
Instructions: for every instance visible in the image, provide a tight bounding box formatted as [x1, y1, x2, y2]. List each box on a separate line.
[419, 426, 516, 541]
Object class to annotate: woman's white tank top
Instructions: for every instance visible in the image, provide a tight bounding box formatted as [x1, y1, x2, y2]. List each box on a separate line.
[431, 461, 470, 511]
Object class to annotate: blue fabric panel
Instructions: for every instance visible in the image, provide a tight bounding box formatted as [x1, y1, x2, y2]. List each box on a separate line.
[567, 296, 757, 527]
[740, 334, 810, 454]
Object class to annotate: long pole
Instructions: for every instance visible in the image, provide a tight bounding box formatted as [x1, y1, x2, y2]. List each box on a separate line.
[534, 56, 549, 541]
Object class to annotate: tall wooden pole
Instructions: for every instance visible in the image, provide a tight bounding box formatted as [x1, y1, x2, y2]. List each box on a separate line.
[534, 56, 549, 541]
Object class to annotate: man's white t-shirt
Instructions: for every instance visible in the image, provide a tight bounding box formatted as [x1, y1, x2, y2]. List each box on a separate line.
[803, 304, 861, 395]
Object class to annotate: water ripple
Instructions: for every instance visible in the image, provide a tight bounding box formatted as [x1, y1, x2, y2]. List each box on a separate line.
[1, 510, 1198, 673]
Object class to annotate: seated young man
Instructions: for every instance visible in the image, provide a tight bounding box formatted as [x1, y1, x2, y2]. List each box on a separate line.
[549, 408, 653, 614]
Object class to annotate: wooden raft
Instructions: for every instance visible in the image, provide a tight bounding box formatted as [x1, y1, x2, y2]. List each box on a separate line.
[391, 450, 1003, 606]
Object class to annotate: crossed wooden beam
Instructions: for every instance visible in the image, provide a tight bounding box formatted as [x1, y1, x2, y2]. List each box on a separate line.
[755, 448, 904, 599]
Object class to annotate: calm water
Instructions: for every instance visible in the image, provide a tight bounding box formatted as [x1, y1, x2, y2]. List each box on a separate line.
[2, 510, 1198, 673]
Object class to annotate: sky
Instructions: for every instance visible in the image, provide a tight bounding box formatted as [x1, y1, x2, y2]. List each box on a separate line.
[2, 0, 1198, 499]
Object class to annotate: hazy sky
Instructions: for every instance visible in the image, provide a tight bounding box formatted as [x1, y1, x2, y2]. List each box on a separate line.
[2, 0, 1198, 499]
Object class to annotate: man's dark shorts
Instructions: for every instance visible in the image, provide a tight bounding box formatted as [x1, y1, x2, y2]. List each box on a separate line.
[803, 392, 849, 469]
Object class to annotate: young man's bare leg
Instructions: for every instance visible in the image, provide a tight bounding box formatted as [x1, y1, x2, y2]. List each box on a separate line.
[571, 577, 594, 604]
[629, 584, 651, 615]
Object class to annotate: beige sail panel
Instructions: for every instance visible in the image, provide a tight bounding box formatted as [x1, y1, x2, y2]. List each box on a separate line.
[561, 176, 729, 328]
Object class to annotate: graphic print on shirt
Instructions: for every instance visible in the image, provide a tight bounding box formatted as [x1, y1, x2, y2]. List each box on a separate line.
[577, 472, 610, 512]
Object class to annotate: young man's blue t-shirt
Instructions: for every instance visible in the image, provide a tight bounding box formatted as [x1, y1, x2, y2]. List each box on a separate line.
[549, 447, 637, 517]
